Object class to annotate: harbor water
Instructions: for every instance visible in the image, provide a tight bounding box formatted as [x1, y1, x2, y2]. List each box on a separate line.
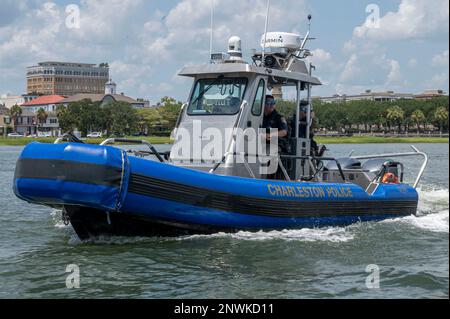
[0, 143, 448, 298]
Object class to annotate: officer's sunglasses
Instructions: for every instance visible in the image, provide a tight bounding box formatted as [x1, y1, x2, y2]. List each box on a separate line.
[265, 99, 276, 107]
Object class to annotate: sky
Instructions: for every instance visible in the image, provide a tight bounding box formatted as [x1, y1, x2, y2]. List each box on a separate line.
[0, 0, 448, 104]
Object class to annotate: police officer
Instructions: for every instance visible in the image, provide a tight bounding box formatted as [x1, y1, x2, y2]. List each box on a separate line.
[263, 95, 288, 142]
[262, 95, 289, 180]
[295, 100, 321, 156]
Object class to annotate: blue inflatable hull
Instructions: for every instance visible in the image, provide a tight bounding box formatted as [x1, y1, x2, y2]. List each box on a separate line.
[13, 143, 418, 239]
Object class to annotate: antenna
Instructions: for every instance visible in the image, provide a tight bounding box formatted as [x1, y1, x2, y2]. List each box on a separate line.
[300, 14, 312, 50]
[209, 0, 215, 63]
[261, 0, 271, 66]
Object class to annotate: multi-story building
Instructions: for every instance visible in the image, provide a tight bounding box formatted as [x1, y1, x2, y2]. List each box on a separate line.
[12, 110, 60, 137]
[0, 104, 12, 136]
[315, 89, 448, 104]
[13, 111, 36, 136]
[316, 90, 415, 104]
[21, 95, 66, 113]
[26, 62, 109, 96]
[414, 90, 448, 100]
[19, 95, 66, 136]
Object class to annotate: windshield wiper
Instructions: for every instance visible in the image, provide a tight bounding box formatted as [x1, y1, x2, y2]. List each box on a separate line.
[191, 75, 225, 107]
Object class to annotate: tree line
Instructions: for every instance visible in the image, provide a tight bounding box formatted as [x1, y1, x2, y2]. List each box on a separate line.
[7, 95, 449, 137]
[277, 96, 449, 135]
[57, 96, 183, 137]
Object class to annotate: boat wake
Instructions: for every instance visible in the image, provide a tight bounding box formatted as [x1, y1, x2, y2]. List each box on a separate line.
[51, 187, 449, 244]
[51, 210, 69, 229]
[383, 187, 449, 233]
[181, 227, 356, 243]
[67, 234, 154, 246]
[416, 187, 449, 233]
[390, 209, 449, 233]
[417, 187, 449, 211]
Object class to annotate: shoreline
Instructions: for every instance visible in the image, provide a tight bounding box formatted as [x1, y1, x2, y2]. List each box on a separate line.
[0, 136, 448, 146]
[315, 136, 449, 144]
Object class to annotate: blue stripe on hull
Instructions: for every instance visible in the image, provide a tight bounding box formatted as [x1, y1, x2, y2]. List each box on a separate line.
[14, 178, 120, 211]
[121, 193, 404, 230]
[128, 156, 418, 203]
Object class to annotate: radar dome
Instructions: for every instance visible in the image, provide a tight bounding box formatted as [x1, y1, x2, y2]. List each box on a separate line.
[228, 36, 242, 60]
[261, 32, 301, 50]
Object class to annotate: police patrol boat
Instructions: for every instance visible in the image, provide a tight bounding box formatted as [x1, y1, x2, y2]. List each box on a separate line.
[13, 17, 429, 239]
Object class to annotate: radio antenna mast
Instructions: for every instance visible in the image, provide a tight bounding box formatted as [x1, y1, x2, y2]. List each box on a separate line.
[300, 14, 312, 50]
[209, 0, 215, 63]
[261, 0, 271, 66]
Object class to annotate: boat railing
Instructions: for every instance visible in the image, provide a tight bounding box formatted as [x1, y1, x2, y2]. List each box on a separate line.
[351, 145, 428, 188]
[54, 132, 85, 144]
[209, 152, 346, 182]
[100, 138, 166, 163]
[278, 154, 347, 182]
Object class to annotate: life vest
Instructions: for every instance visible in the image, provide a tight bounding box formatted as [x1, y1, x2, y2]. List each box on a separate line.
[381, 172, 399, 184]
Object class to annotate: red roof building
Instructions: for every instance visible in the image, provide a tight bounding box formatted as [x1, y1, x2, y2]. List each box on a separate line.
[22, 95, 66, 107]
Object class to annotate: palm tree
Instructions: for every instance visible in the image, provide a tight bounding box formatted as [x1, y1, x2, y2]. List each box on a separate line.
[36, 108, 48, 135]
[386, 105, 405, 134]
[10, 104, 22, 133]
[411, 109, 426, 135]
[434, 107, 449, 136]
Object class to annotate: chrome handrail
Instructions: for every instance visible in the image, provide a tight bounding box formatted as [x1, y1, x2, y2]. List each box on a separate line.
[54, 132, 84, 144]
[352, 145, 428, 188]
[100, 138, 165, 163]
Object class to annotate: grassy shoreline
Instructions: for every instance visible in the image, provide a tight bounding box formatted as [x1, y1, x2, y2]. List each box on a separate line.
[315, 136, 449, 144]
[0, 136, 448, 146]
[0, 136, 172, 146]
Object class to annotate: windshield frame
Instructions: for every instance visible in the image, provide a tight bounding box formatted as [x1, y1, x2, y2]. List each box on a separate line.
[187, 77, 249, 116]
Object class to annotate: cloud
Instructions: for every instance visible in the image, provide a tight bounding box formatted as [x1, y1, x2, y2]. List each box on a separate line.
[140, 0, 309, 60]
[0, 0, 311, 102]
[334, 0, 448, 95]
[428, 73, 449, 91]
[386, 60, 403, 86]
[408, 58, 418, 68]
[336, 44, 406, 94]
[432, 50, 449, 67]
[0, 0, 447, 101]
[310, 49, 331, 63]
[0, 0, 29, 27]
[353, 0, 449, 41]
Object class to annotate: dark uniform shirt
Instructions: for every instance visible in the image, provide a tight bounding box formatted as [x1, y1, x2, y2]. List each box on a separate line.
[262, 110, 288, 132]
[263, 110, 289, 153]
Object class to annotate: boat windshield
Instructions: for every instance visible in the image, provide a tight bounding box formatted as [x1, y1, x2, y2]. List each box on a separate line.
[188, 77, 248, 115]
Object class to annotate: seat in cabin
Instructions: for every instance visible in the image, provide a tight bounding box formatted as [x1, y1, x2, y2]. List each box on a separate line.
[325, 157, 361, 171]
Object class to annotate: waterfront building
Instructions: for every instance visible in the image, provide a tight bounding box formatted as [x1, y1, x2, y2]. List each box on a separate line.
[21, 95, 66, 113]
[0, 94, 38, 109]
[414, 89, 448, 100]
[13, 111, 36, 136]
[315, 89, 448, 103]
[60, 93, 149, 109]
[0, 104, 12, 136]
[13, 110, 60, 137]
[316, 90, 415, 103]
[60, 79, 150, 109]
[17, 95, 65, 136]
[26, 62, 109, 96]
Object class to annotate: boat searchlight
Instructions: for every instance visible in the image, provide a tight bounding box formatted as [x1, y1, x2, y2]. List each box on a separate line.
[227, 36, 243, 61]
